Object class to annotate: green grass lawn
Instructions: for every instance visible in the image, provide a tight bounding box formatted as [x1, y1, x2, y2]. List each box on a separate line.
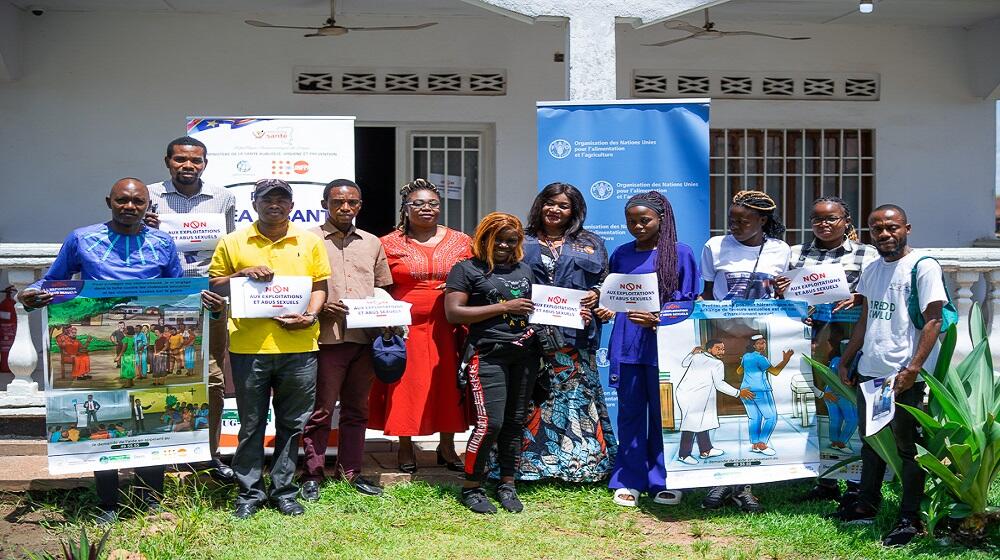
[6, 476, 999, 560]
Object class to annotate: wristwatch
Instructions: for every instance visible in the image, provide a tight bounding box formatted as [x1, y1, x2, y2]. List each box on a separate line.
[302, 312, 318, 325]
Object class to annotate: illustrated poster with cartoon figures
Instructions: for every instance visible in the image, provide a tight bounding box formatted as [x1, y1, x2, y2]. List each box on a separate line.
[42, 278, 211, 474]
[657, 300, 818, 489]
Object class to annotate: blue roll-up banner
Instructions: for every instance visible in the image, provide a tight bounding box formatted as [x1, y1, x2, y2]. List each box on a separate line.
[536, 99, 711, 426]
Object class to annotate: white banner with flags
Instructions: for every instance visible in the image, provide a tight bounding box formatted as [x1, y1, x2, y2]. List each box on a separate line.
[187, 116, 355, 228]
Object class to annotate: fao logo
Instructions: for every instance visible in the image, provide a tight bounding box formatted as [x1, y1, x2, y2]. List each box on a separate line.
[548, 139, 572, 159]
[596, 348, 610, 368]
[236, 160, 251, 173]
[590, 181, 614, 201]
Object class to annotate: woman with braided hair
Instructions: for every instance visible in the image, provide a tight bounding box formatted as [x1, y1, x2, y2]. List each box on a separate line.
[774, 196, 878, 505]
[370, 178, 472, 473]
[701, 190, 791, 301]
[700, 189, 791, 514]
[594, 190, 699, 507]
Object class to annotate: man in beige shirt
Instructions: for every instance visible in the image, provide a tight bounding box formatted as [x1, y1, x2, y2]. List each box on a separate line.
[300, 179, 392, 501]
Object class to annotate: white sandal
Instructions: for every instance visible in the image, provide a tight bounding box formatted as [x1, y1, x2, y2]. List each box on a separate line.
[653, 490, 683, 505]
[613, 488, 639, 507]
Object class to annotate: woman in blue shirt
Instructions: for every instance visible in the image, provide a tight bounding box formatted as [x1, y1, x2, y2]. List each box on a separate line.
[596, 191, 699, 507]
[507, 182, 616, 482]
[739, 335, 794, 455]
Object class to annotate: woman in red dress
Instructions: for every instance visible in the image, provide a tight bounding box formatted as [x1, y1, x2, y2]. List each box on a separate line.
[369, 178, 472, 472]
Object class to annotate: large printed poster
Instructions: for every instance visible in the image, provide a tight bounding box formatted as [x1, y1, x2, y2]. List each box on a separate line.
[536, 99, 710, 424]
[43, 279, 211, 474]
[657, 300, 818, 488]
[187, 116, 355, 227]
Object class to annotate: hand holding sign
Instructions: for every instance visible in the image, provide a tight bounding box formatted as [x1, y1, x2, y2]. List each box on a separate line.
[342, 298, 412, 329]
[783, 265, 851, 305]
[599, 273, 660, 313]
[158, 213, 227, 251]
[229, 276, 312, 319]
[529, 285, 586, 330]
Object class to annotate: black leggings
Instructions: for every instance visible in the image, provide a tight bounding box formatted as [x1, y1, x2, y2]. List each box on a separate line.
[464, 342, 539, 483]
[94, 466, 165, 510]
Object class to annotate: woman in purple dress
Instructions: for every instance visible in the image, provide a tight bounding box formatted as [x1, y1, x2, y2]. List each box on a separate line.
[596, 191, 699, 507]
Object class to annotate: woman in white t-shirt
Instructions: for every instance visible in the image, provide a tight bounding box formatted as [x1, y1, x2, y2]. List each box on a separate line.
[699, 190, 790, 514]
[701, 191, 791, 301]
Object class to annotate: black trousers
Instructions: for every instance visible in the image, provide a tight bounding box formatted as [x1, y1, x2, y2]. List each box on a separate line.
[229, 351, 317, 505]
[678, 431, 712, 459]
[94, 466, 165, 510]
[464, 342, 539, 483]
[856, 381, 926, 518]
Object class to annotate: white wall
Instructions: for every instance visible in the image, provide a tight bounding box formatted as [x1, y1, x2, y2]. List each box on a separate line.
[617, 22, 999, 247]
[1, 11, 997, 247]
[0, 10, 565, 242]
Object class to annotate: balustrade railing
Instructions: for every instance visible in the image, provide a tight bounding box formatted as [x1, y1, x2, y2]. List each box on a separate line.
[2, 244, 998, 412]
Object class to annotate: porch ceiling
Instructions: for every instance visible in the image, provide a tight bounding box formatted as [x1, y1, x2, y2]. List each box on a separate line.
[7, 0, 1000, 28]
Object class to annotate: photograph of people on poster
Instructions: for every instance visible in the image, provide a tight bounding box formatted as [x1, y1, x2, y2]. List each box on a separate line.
[44, 291, 206, 391]
[657, 300, 818, 489]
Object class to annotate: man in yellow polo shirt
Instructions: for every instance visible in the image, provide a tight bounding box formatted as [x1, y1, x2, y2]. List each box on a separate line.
[209, 179, 330, 520]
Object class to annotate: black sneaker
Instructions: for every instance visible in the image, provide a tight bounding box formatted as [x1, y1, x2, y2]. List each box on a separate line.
[701, 485, 733, 510]
[800, 482, 841, 502]
[882, 517, 924, 547]
[827, 501, 877, 525]
[496, 483, 523, 513]
[461, 487, 497, 514]
[732, 485, 763, 513]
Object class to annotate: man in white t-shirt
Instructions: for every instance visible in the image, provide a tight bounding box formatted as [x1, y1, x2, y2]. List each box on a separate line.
[832, 205, 946, 547]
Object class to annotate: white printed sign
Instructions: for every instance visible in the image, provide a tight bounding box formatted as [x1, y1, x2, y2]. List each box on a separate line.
[599, 273, 659, 312]
[342, 298, 413, 329]
[229, 276, 312, 319]
[158, 213, 227, 251]
[529, 284, 585, 330]
[785, 265, 851, 305]
[861, 374, 897, 436]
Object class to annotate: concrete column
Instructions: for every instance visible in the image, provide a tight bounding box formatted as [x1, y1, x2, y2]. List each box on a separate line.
[461, 0, 728, 99]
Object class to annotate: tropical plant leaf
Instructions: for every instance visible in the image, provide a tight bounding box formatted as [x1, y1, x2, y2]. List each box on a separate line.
[915, 445, 964, 491]
[802, 355, 856, 403]
[898, 402, 943, 434]
[818, 455, 861, 480]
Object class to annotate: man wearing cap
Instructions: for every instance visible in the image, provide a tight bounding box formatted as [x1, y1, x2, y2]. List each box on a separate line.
[299, 179, 392, 502]
[209, 179, 331, 519]
[144, 136, 237, 482]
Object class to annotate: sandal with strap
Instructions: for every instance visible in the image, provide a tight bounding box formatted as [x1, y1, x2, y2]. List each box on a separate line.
[613, 488, 640, 507]
[653, 490, 683, 505]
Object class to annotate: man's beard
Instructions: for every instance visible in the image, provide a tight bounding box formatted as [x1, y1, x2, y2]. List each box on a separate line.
[876, 235, 908, 258]
[174, 175, 199, 186]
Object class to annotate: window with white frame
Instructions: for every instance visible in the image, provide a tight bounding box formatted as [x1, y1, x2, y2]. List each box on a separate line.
[410, 133, 482, 234]
[709, 129, 875, 246]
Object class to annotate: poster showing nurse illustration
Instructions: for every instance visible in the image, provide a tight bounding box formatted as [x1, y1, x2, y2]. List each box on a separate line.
[657, 300, 818, 489]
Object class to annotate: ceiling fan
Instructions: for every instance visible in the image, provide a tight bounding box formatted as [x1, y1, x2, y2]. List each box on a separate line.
[644, 8, 809, 47]
[245, 0, 437, 38]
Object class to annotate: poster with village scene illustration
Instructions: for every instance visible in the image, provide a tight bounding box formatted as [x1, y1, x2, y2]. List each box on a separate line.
[42, 278, 210, 474]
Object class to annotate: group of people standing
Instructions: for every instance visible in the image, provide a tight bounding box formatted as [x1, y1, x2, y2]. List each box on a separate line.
[111, 322, 198, 387]
[19, 135, 947, 547]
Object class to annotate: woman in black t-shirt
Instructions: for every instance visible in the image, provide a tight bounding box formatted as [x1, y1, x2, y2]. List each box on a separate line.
[445, 212, 541, 515]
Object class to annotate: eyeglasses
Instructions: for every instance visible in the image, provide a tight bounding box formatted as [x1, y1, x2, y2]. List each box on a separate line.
[406, 200, 441, 209]
[810, 215, 846, 225]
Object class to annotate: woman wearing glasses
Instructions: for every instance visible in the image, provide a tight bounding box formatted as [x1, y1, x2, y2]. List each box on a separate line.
[774, 196, 877, 505]
[370, 179, 472, 473]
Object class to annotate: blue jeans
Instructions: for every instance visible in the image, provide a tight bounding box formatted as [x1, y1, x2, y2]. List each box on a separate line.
[743, 390, 777, 445]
